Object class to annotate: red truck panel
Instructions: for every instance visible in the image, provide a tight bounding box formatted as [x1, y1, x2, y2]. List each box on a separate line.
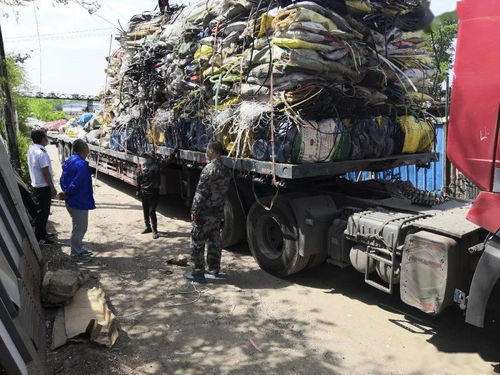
[448, 0, 500, 192]
[467, 192, 500, 233]
[448, 0, 500, 231]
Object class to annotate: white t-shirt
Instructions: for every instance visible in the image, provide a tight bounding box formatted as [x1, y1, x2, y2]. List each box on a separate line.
[28, 144, 54, 188]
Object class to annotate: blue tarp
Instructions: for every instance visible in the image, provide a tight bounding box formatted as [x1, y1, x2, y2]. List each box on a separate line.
[77, 114, 93, 126]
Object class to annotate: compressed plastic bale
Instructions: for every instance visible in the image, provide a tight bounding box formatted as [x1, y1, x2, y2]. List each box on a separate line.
[395, 6, 434, 32]
[271, 37, 340, 52]
[328, 121, 351, 161]
[274, 30, 340, 44]
[184, 1, 210, 24]
[399, 116, 434, 154]
[285, 2, 354, 34]
[322, 49, 349, 61]
[348, 118, 393, 159]
[345, 0, 375, 14]
[375, 116, 396, 157]
[223, 21, 247, 36]
[239, 83, 270, 99]
[272, 120, 299, 163]
[272, 8, 339, 34]
[85, 129, 103, 146]
[287, 20, 329, 34]
[198, 134, 209, 151]
[252, 139, 270, 161]
[247, 13, 274, 38]
[244, 44, 282, 66]
[218, 0, 251, 20]
[99, 0, 437, 165]
[405, 91, 434, 103]
[65, 126, 83, 138]
[194, 45, 213, 61]
[351, 86, 388, 105]
[346, 120, 369, 160]
[295, 118, 344, 163]
[215, 97, 240, 110]
[277, 48, 361, 82]
[203, 65, 223, 77]
[247, 72, 331, 91]
[148, 124, 166, 145]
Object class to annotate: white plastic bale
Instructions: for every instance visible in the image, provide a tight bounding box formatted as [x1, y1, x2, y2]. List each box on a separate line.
[297, 119, 341, 163]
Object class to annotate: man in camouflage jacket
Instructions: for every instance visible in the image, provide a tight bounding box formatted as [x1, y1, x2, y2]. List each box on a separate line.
[186, 141, 231, 283]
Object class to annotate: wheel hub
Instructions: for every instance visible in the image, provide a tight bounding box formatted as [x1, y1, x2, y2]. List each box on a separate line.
[256, 215, 284, 260]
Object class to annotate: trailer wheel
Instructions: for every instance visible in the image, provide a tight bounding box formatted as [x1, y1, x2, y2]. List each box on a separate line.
[63, 144, 71, 162]
[57, 143, 64, 164]
[247, 195, 310, 277]
[221, 186, 246, 248]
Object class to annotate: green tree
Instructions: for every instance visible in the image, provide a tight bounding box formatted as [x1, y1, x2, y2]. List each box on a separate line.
[2, 58, 69, 180]
[27, 98, 66, 122]
[3, 56, 32, 180]
[6, 55, 30, 133]
[426, 12, 458, 98]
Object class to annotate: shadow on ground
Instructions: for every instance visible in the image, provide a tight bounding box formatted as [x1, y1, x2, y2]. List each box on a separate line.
[43, 145, 498, 374]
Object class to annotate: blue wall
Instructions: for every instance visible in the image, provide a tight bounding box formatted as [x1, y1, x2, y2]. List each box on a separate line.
[345, 124, 445, 191]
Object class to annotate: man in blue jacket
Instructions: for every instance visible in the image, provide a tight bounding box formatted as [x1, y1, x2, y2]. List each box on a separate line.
[59, 139, 96, 262]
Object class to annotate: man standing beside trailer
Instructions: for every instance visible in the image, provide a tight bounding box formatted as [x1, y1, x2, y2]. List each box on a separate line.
[59, 139, 96, 262]
[28, 129, 57, 246]
[186, 141, 231, 283]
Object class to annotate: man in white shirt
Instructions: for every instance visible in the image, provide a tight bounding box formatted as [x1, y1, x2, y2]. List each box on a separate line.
[28, 130, 57, 245]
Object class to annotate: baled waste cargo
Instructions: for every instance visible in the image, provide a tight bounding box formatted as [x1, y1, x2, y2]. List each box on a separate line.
[95, 0, 437, 165]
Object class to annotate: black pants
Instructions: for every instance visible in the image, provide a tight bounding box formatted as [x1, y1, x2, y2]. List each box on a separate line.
[33, 186, 51, 241]
[141, 190, 159, 231]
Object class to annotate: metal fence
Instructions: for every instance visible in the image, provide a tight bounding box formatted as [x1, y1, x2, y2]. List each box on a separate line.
[0, 138, 47, 375]
[446, 166, 482, 200]
[345, 123, 480, 200]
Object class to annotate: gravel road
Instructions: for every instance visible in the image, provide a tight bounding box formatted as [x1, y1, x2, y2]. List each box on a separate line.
[44, 145, 499, 375]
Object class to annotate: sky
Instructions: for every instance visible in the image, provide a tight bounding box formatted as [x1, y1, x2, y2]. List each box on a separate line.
[1, 0, 458, 95]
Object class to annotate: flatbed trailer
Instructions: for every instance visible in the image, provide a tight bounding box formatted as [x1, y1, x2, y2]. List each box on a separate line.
[47, 131, 490, 326]
[49, 132, 438, 180]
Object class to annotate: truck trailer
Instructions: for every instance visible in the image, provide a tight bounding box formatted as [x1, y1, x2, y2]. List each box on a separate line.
[47, 129, 487, 324]
[48, 0, 500, 328]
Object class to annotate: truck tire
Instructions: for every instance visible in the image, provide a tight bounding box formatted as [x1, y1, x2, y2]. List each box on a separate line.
[247, 195, 310, 277]
[63, 144, 71, 162]
[305, 252, 327, 270]
[221, 186, 246, 248]
[57, 143, 64, 164]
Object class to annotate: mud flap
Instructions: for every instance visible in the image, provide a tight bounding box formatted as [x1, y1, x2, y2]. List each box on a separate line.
[466, 236, 500, 328]
[289, 195, 338, 257]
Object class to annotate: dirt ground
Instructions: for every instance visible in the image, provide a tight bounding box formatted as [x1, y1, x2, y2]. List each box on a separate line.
[42, 145, 500, 375]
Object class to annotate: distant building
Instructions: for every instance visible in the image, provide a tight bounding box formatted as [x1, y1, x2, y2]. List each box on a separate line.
[62, 102, 102, 115]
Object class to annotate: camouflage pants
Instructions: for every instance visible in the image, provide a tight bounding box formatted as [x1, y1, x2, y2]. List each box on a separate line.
[190, 216, 223, 276]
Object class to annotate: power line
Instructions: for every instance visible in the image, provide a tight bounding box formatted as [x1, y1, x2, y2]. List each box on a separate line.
[5, 27, 115, 40]
[5, 32, 115, 44]
[72, 0, 119, 28]
[100, 0, 126, 19]
[32, 1, 42, 91]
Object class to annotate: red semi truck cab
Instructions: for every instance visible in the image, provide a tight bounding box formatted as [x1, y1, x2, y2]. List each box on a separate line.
[448, 0, 500, 233]
[448, 0, 500, 327]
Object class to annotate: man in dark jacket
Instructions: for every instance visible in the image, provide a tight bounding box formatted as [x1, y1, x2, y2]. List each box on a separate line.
[137, 155, 161, 239]
[159, 0, 170, 13]
[136, 151, 177, 239]
[185, 141, 231, 283]
[59, 139, 96, 262]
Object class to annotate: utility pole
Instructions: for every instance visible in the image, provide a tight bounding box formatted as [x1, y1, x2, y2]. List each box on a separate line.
[0, 24, 20, 170]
